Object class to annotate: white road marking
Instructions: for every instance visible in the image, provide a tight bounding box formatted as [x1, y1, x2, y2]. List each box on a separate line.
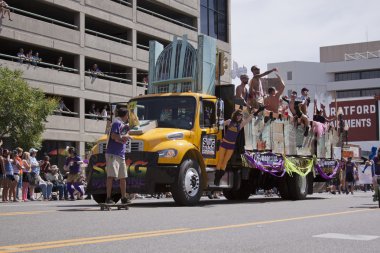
[313, 233, 379, 241]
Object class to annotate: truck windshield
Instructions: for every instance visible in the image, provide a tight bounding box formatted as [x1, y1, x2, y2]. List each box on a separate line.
[132, 96, 196, 130]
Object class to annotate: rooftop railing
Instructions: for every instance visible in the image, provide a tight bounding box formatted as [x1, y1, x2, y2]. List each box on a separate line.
[344, 50, 380, 61]
[9, 6, 78, 30]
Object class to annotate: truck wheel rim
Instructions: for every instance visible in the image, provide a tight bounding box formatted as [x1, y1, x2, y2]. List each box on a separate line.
[298, 176, 307, 194]
[184, 168, 200, 197]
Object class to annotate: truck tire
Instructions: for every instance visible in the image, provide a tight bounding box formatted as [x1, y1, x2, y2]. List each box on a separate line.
[277, 179, 291, 200]
[222, 180, 251, 200]
[287, 174, 308, 200]
[171, 159, 203, 206]
[92, 194, 121, 204]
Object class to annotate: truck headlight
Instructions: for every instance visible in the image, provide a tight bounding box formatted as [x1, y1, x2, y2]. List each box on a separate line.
[157, 149, 178, 158]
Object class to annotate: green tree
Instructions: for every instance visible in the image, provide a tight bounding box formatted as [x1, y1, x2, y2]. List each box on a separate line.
[0, 67, 58, 149]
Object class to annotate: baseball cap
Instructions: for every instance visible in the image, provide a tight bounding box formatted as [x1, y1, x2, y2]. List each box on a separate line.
[29, 148, 38, 153]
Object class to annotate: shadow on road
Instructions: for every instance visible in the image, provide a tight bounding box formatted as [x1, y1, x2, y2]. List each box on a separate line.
[52, 196, 328, 211]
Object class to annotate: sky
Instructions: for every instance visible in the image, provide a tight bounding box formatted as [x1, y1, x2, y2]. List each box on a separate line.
[231, 0, 380, 82]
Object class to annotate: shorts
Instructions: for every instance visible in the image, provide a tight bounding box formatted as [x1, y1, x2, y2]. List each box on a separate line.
[13, 174, 20, 183]
[67, 173, 81, 183]
[23, 172, 29, 182]
[6, 175, 15, 181]
[105, 154, 127, 179]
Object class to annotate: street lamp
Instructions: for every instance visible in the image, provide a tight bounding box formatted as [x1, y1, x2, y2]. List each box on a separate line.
[344, 125, 349, 145]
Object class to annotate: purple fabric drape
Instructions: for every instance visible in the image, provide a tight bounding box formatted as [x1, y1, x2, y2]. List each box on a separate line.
[243, 152, 286, 177]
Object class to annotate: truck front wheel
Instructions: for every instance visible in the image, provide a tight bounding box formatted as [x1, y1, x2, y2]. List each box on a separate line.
[171, 159, 203, 206]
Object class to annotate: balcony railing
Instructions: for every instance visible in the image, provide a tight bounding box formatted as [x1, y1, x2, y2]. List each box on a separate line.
[9, 6, 78, 30]
[0, 53, 79, 73]
[84, 71, 131, 84]
[85, 28, 132, 45]
[110, 0, 132, 7]
[137, 6, 197, 31]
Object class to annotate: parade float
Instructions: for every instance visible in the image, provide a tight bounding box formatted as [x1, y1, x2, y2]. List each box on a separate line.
[86, 35, 343, 205]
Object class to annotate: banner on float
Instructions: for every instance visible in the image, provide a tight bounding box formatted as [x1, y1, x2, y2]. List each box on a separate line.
[356, 165, 373, 185]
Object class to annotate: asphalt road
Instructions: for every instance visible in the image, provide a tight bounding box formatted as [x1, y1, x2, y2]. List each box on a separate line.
[0, 191, 379, 253]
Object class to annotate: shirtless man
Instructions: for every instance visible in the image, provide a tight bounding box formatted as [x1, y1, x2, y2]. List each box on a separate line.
[282, 91, 310, 136]
[248, 65, 278, 109]
[0, 1, 12, 21]
[300, 87, 311, 115]
[264, 74, 285, 114]
[235, 74, 249, 108]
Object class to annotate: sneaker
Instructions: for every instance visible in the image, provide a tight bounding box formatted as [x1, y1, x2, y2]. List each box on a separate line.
[69, 197, 76, 201]
[106, 198, 115, 204]
[121, 198, 131, 204]
[85, 195, 92, 200]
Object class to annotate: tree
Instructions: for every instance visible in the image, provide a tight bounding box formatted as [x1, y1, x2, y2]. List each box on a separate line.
[0, 67, 58, 149]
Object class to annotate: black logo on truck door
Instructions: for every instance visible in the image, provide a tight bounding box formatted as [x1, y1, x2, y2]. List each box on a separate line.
[201, 134, 216, 158]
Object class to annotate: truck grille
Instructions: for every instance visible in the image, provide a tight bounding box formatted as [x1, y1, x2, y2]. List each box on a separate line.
[130, 140, 144, 151]
[98, 140, 143, 153]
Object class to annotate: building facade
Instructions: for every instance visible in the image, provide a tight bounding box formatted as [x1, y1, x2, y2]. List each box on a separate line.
[0, 0, 232, 162]
[268, 41, 380, 152]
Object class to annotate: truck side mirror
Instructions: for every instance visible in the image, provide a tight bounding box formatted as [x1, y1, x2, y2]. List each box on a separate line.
[217, 99, 224, 130]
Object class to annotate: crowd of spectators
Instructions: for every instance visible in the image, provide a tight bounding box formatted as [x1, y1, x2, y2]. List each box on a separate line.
[0, 142, 91, 202]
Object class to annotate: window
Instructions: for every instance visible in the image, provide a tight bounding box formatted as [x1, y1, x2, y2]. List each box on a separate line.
[200, 100, 216, 128]
[335, 69, 380, 81]
[337, 88, 380, 98]
[200, 0, 228, 42]
[287, 71, 292, 80]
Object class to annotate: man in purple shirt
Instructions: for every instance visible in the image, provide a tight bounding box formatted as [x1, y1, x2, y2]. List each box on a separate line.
[105, 107, 132, 204]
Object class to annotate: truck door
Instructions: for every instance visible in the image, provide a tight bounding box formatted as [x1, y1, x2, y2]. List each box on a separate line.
[199, 100, 222, 166]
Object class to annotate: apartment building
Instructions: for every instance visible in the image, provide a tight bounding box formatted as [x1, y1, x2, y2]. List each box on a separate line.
[0, 0, 231, 164]
[268, 41, 380, 152]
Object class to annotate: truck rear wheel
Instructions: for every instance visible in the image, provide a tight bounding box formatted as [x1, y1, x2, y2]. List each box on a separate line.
[222, 180, 251, 200]
[277, 179, 291, 200]
[171, 159, 203, 206]
[287, 174, 308, 200]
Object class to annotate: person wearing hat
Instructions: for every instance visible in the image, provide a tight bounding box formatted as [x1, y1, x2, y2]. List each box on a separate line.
[105, 107, 132, 204]
[235, 74, 249, 108]
[28, 148, 53, 201]
[46, 165, 67, 200]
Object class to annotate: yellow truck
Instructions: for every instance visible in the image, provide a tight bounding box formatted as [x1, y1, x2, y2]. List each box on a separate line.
[86, 35, 342, 205]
